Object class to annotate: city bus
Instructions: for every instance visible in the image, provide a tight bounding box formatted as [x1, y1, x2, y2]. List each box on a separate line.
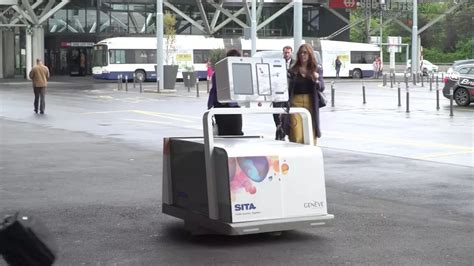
[92, 36, 380, 81]
[92, 35, 225, 81]
[250, 39, 380, 78]
[313, 39, 380, 78]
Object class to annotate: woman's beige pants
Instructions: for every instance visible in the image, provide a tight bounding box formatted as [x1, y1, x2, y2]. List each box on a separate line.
[289, 93, 317, 145]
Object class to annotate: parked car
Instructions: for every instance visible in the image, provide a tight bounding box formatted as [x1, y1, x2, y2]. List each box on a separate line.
[446, 59, 474, 74]
[406, 59, 439, 75]
[442, 63, 474, 106]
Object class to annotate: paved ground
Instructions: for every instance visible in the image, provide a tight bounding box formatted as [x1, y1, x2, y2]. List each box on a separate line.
[0, 76, 473, 265]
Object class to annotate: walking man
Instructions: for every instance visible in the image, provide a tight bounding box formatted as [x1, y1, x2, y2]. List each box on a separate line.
[29, 59, 50, 114]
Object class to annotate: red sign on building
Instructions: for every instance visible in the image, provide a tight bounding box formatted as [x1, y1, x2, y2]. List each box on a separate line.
[329, 0, 357, 9]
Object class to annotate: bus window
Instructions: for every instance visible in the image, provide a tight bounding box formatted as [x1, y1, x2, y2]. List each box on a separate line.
[193, 49, 210, 64]
[110, 49, 125, 64]
[351, 51, 379, 64]
[93, 45, 108, 67]
[124, 49, 156, 64]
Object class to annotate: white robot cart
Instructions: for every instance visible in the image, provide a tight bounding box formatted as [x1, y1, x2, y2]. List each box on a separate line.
[161, 57, 334, 235]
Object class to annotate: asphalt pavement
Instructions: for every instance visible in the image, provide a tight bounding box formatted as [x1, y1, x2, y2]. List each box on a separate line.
[0, 76, 473, 265]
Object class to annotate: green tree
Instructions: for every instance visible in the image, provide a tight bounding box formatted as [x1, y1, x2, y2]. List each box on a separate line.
[208, 49, 226, 68]
[164, 11, 176, 65]
[420, 2, 473, 62]
[349, 2, 473, 63]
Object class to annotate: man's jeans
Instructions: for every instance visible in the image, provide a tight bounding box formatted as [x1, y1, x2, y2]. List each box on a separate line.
[33, 87, 46, 113]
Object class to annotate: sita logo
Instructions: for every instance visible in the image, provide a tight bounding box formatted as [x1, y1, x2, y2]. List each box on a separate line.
[234, 203, 256, 211]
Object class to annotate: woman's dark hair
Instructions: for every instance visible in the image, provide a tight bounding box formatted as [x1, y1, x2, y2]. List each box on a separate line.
[226, 49, 241, 57]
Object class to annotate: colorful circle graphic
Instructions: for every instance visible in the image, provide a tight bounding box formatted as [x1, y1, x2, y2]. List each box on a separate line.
[237, 157, 269, 182]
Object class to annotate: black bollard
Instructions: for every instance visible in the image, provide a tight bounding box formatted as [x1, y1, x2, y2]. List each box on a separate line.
[139, 78, 143, 93]
[383, 73, 387, 86]
[429, 73, 432, 91]
[125, 75, 128, 92]
[449, 87, 454, 117]
[436, 74, 439, 88]
[390, 72, 394, 88]
[436, 84, 440, 110]
[412, 73, 416, 85]
[117, 75, 121, 90]
[331, 81, 335, 107]
[406, 87, 410, 113]
[398, 83, 401, 107]
[187, 74, 191, 92]
[196, 78, 200, 98]
[404, 72, 408, 88]
[362, 83, 366, 104]
[133, 73, 136, 89]
[421, 74, 424, 87]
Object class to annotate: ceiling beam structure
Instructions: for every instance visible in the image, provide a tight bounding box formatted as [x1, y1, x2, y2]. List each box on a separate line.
[163, 0, 301, 36]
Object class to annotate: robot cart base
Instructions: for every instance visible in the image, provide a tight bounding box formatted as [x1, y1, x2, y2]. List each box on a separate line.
[163, 203, 334, 236]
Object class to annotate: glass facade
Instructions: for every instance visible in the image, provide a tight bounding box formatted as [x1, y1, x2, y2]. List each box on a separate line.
[39, 0, 348, 75]
[44, 0, 330, 37]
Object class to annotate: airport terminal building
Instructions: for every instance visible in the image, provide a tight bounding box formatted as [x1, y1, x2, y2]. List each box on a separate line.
[0, 0, 350, 78]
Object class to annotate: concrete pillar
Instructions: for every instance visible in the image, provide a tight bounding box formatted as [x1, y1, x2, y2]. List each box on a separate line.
[26, 28, 32, 79]
[3, 30, 15, 78]
[293, 0, 302, 51]
[0, 30, 3, 79]
[25, 26, 45, 79]
[32, 26, 44, 63]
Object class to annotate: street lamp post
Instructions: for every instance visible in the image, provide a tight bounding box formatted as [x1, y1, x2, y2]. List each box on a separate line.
[380, 0, 384, 65]
[156, 0, 164, 92]
[411, 0, 418, 78]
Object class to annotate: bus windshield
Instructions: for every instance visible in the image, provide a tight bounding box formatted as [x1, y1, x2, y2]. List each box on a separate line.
[92, 45, 108, 67]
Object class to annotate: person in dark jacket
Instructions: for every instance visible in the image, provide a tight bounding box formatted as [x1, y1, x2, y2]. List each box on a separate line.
[207, 49, 244, 136]
[335, 56, 342, 78]
[286, 43, 325, 144]
[273, 46, 295, 136]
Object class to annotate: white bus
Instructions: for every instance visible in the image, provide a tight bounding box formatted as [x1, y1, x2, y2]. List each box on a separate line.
[92, 35, 225, 81]
[252, 39, 380, 78]
[92, 36, 380, 81]
[314, 39, 380, 78]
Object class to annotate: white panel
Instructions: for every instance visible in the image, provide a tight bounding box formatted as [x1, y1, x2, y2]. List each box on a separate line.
[0, 31, 3, 79]
[215, 56, 288, 103]
[0, 0, 17, 5]
[218, 139, 327, 222]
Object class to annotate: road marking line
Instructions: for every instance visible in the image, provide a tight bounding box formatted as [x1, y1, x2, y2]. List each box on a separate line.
[123, 118, 202, 130]
[123, 118, 173, 125]
[83, 110, 282, 126]
[130, 110, 194, 122]
[82, 110, 129, 115]
[324, 131, 473, 151]
[413, 150, 474, 160]
[81, 109, 199, 121]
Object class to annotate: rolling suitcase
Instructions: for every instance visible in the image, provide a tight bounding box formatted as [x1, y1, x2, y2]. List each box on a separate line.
[0, 213, 57, 266]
